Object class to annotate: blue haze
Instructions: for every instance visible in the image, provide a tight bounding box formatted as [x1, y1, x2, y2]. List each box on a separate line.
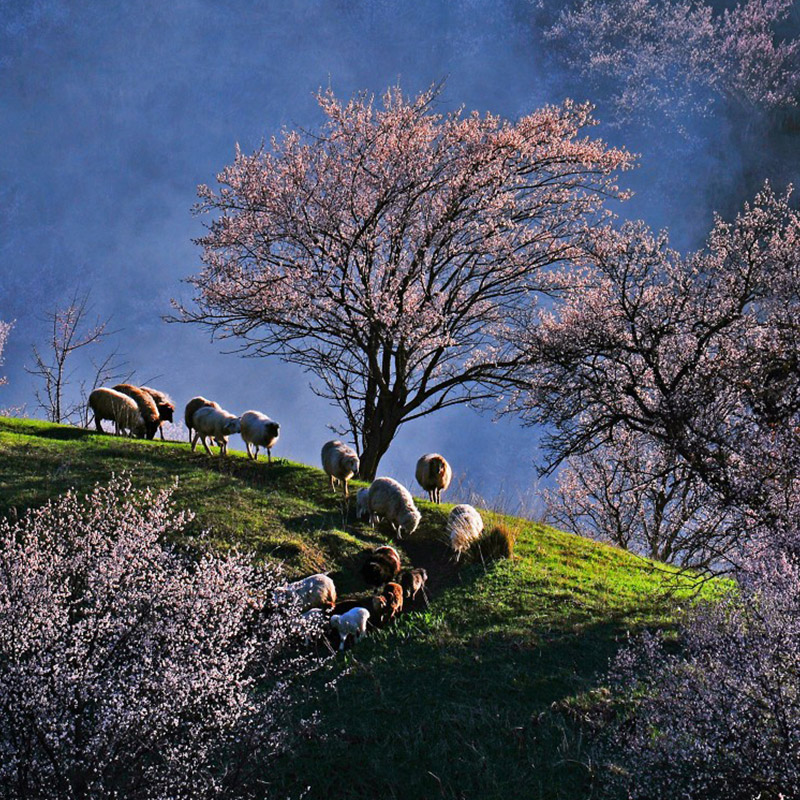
[1, 0, 798, 512]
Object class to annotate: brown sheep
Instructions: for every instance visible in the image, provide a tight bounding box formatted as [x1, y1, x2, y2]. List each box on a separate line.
[140, 386, 175, 440]
[398, 568, 428, 601]
[415, 453, 452, 504]
[381, 582, 403, 623]
[112, 384, 160, 440]
[184, 396, 221, 444]
[361, 545, 401, 589]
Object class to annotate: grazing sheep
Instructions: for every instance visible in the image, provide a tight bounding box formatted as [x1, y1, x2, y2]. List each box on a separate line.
[415, 453, 452, 504]
[356, 487, 371, 522]
[184, 396, 221, 443]
[112, 383, 160, 440]
[381, 582, 404, 623]
[360, 545, 401, 589]
[240, 410, 280, 464]
[332, 595, 387, 628]
[191, 405, 241, 456]
[88, 388, 145, 438]
[448, 504, 484, 560]
[330, 607, 371, 651]
[321, 440, 360, 498]
[367, 477, 421, 539]
[398, 568, 428, 601]
[283, 573, 337, 612]
[140, 386, 175, 440]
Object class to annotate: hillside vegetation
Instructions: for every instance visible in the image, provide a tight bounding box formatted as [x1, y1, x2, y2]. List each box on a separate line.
[0, 417, 705, 799]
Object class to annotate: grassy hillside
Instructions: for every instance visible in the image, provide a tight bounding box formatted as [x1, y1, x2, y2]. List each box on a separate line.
[0, 417, 704, 799]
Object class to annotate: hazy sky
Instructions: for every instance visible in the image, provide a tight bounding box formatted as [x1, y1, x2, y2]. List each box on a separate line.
[2, 0, 798, 512]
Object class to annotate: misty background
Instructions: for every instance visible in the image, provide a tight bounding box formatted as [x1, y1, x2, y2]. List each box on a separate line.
[2, 0, 798, 513]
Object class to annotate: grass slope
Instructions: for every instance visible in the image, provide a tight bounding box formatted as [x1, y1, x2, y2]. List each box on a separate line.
[0, 417, 703, 799]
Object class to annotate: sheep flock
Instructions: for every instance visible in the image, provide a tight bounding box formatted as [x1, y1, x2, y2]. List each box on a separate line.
[85, 386, 493, 652]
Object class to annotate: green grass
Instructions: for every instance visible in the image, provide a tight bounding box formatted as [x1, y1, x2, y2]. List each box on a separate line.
[0, 416, 709, 799]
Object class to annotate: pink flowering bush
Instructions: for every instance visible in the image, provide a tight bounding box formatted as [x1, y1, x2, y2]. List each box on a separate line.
[0, 475, 322, 799]
[547, 0, 800, 124]
[604, 528, 800, 798]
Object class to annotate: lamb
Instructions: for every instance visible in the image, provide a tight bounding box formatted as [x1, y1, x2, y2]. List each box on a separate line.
[140, 386, 175, 440]
[381, 582, 403, 623]
[282, 573, 337, 612]
[112, 384, 161, 440]
[415, 453, 452, 504]
[332, 595, 387, 628]
[240, 410, 280, 464]
[321, 440, 360, 498]
[184, 396, 221, 443]
[329, 607, 370, 651]
[191, 405, 241, 456]
[447, 504, 484, 560]
[356, 487, 371, 522]
[367, 477, 421, 539]
[360, 545, 401, 589]
[88, 388, 145, 438]
[398, 567, 428, 601]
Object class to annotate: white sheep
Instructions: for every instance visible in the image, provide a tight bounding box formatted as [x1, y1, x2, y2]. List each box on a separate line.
[240, 410, 280, 463]
[88, 388, 145, 438]
[329, 607, 371, 651]
[447, 504, 484, 560]
[321, 440, 360, 498]
[184, 396, 221, 443]
[191, 405, 241, 456]
[282, 573, 337, 612]
[415, 453, 453, 504]
[367, 477, 422, 539]
[356, 487, 371, 522]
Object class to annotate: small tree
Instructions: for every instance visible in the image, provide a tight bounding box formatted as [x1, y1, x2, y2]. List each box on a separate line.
[0, 319, 12, 389]
[0, 475, 323, 799]
[178, 84, 633, 479]
[28, 290, 126, 425]
[545, 429, 743, 570]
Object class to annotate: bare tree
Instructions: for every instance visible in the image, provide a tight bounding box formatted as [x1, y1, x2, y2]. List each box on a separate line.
[27, 291, 126, 425]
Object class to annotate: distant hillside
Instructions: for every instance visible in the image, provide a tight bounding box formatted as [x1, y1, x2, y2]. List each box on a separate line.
[0, 417, 704, 798]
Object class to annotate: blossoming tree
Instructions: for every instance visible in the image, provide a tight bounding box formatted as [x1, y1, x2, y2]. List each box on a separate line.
[547, 0, 800, 125]
[179, 85, 633, 478]
[0, 475, 322, 798]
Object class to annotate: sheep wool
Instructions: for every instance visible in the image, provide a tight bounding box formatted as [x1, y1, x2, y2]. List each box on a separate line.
[240, 410, 280, 463]
[112, 384, 161, 440]
[447, 504, 484, 560]
[321, 440, 360, 498]
[88, 388, 145, 438]
[367, 477, 421, 539]
[184, 396, 221, 443]
[415, 453, 453, 504]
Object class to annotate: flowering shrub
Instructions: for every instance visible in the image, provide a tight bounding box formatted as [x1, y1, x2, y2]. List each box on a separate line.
[547, 0, 800, 124]
[604, 534, 800, 798]
[0, 475, 322, 799]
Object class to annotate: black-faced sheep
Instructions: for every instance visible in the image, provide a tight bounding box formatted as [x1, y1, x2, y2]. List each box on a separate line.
[240, 410, 280, 463]
[321, 440, 360, 498]
[448, 504, 484, 560]
[360, 545, 401, 589]
[398, 567, 428, 601]
[367, 477, 421, 538]
[88, 388, 145, 438]
[330, 607, 370, 651]
[184, 396, 221, 443]
[140, 386, 175, 440]
[112, 383, 160, 440]
[282, 573, 337, 612]
[191, 405, 240, 456]
[415, 453, 452, 504]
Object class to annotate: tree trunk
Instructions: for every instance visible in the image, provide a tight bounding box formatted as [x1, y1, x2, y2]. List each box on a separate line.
[358, 399, 405, 481]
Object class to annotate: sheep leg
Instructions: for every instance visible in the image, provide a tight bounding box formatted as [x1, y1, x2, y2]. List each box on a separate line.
[200, 436, 213, 457]
[267, 448, 272, 465]
[343, 479, 349, 499]
[329, 475, 335, 492]
[338, 632, 347, 652]
[190, 432, 199, 452]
